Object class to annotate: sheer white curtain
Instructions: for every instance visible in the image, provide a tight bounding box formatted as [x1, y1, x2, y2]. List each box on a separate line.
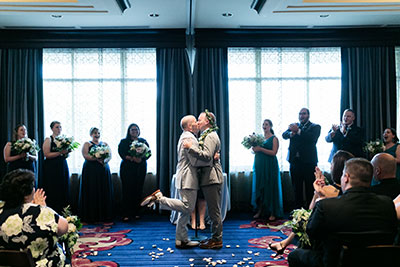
[43, 48, 157, 174]
[228, 47, 341, 172]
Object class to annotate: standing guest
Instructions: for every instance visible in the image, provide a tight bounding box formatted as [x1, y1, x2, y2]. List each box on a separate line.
[371, 153, 400, 200]
[282, 108, 321, 209]
[118, 123, 151, 221]
[252, 119, 283, 221]
[183, 111, 224, 249]
[326, 108, 364, 162]
[383, 127, 400, 182]
[79, 127, 113, 223]
[0, 169, 68, 266]
[42, 121, 70, 213]
[3, 124, 37, 173]
[288, 158, 398, 267]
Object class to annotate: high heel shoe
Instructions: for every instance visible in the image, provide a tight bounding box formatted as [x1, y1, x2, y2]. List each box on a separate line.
[268, 241, 286, 255]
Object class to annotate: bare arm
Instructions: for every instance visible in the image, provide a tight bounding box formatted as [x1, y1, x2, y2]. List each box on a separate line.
[3, 142, 25, 162]
[43, 137, 65, 159]
[103, 142, 112, 164]
[395, 145, 400, 165]
[82, 142, 95, 161]
[57, 216, 68, 236]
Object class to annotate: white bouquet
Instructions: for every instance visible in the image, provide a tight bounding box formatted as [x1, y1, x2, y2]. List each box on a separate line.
[53, 135, 80, 152]
[89, 144, 111, 160]
[241, 133, 265, 149]
[129, 140, 151, 158]
[12, 138, 40, 160]
[58, 206, 82, 260]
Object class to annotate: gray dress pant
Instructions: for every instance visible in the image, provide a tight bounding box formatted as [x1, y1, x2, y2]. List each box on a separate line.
[201, 183, 222, 242]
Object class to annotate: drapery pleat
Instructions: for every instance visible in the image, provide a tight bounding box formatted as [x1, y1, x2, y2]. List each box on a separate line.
[192, 48, 230, 174]
[341, 47, 397, 142]
[0, 49, 44, 182]
[156, 48, 193, 195]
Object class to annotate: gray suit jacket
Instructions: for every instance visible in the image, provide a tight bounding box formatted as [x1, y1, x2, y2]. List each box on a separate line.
[176, 131, 200, 190]
[187, 130, 223, 186]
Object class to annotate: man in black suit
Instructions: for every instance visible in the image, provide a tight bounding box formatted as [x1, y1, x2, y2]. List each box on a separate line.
[326, 109, 364, 162]
[288, 158, 398, 267]
[371, 153, 400, 200]
[283, 108, 321, 209]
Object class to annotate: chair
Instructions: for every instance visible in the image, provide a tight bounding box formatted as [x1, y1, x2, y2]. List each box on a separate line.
[0, 249, 35, 267]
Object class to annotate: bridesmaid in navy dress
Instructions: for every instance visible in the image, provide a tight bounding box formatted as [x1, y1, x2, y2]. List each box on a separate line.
[79, 127, 114, 223]
[118, 123, 150, 221]
[3, 124, 37, 174]
[42, 121, 70, 213]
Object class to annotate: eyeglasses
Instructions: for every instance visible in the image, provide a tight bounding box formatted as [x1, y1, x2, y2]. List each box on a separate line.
[299, 112, 308, 115]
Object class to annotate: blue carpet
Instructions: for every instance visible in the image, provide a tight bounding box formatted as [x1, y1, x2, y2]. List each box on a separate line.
[74, 214, 293, 267]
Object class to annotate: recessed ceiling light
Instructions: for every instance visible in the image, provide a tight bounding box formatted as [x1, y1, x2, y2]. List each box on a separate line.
[320, 14, 329, 18]
[51, 14, 63, 19]
[149, 13, 159, 18]
[222, 13, 233, 17]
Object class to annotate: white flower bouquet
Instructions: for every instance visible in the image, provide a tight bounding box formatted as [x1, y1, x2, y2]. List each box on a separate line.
[89, 144, 111, 160]
[364, 139, 385, 157]
[284, 208, 312, 248]
[12, 138, 40, 160]
[58, 206, 82, 260]
[241, 133, 265, 149]
[129, 140, 151, 158]
[53, 135, 80, 152]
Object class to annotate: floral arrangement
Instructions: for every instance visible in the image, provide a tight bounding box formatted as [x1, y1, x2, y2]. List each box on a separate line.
[284, 208, 312, 248]
[364, 139, 385, 157]
[89, 144, 111, 160]
[129, 140, 151, 158]
[241, 133, 265, 149]
[12, 138, 40, 160]
[58, 206, 82, 259]
[53, 135, 80, 152]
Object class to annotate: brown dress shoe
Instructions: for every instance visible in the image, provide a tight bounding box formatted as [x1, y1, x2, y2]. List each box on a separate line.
[199, 239, 223, 249]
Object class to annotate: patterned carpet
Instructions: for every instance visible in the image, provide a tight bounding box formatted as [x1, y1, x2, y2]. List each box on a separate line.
[71, 214, 296, 267]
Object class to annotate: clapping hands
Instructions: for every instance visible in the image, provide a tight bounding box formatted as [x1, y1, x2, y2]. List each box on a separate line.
[289, 123, 299, 133]
[313, 167, 327, 198]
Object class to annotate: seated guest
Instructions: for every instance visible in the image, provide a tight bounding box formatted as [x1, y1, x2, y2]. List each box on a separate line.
[371, 153, 400, 199]
[288, 158, 398, 267]
[0, 169, 68, 266]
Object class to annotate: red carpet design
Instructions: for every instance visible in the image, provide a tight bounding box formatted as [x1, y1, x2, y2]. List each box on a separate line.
[72, 223, 132, 266]
[241, 219, 297, 267]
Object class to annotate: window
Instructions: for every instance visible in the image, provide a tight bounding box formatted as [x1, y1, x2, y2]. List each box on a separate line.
[228, 47, 341, 172]
[43, 48, 157, 174]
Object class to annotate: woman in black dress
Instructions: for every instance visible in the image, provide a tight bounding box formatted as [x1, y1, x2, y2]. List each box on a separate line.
[3, 124, 37, 173]
[42, 121, 70, 213]
[118, 123, 151, 221]
[79, 127, 114, 223]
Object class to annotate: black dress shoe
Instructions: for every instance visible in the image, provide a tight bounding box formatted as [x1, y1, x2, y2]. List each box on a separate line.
[199, 239, 223, 249]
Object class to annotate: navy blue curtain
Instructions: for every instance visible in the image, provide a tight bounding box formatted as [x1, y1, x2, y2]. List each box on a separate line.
[192, 47, 229, 174]
[0, 49, 44, 183]
[341, 46, 397, 142]
[156, 48, 193, 195]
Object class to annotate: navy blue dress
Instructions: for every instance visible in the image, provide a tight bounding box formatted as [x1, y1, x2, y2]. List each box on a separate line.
[7, 142, 36, 173]
[118, 137, 149, 218]
[42, 136, 70, 214]
[79, 141, 114, 223]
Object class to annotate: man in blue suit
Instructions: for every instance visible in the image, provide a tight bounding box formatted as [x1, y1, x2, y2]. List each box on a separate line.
[282, 108, 321, 209]
[326, 109, 364, 162]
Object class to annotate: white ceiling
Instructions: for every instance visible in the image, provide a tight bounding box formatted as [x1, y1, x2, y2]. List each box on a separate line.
[1, 0, 400, 30]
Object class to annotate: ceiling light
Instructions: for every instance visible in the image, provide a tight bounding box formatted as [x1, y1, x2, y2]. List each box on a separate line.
[51, 14, 62, 18]
[222, 12, 233, 17]
[320, 14, 329, 18]
[149, 13, 159, 17]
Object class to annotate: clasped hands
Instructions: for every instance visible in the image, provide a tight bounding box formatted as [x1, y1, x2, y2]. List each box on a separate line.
[288, 123, 299, 134]
[125, 155, 142, 163]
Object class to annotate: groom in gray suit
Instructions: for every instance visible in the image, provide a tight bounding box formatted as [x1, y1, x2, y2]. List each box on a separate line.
[183, 111, 223, 249]
[141, 115, 203, 249]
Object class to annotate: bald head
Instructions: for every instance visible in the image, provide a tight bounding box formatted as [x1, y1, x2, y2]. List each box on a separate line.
[180, 115, 196, 131]
[371, 153, 397, 181]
